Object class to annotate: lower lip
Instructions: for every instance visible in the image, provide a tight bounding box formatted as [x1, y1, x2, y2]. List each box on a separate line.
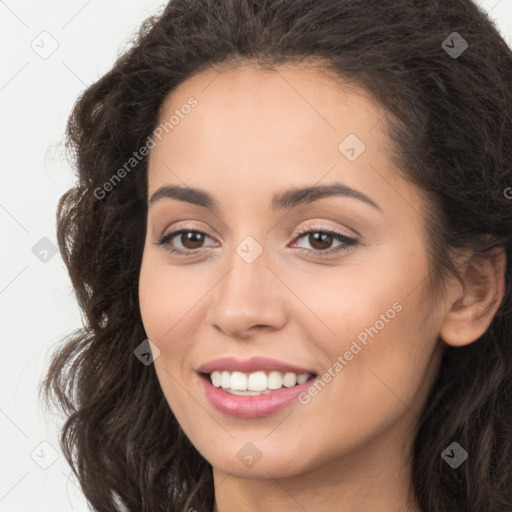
[199, 373, 316, 418]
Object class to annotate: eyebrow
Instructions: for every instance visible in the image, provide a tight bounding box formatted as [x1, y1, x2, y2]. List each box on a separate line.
[148, 182, 382, 212]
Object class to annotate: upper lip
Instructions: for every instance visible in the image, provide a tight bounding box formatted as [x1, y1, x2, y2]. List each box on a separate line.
[197, 356, 317, 375]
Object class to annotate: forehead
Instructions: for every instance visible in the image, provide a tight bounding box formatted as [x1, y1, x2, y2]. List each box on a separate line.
[146, 62, 420, 216]
[152, 62, 387, 155]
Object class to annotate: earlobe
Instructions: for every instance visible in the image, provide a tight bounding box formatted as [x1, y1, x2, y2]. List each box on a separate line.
[439, 247, 506, 348]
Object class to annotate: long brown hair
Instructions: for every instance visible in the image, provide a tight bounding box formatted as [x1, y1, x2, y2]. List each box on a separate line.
[39, 0, 512, 510]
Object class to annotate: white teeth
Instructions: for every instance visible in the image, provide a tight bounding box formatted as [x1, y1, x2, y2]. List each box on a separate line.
[227, 389, 271, 396]
[230, 371, 247, 391]
[248, 371, 268, 391]
[221, 371, 230, 388]
[211, 371, 221, 387]
[282, 372, 297, 387]
[268, 371, 283, 389]
[297, 373, 309, 384]
[208, 370, 312, 392]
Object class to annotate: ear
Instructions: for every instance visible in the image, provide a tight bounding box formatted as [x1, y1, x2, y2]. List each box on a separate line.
[439, 247, 507, 347]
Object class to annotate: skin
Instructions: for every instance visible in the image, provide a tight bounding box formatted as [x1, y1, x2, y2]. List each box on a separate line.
[138, 62, 506, 512]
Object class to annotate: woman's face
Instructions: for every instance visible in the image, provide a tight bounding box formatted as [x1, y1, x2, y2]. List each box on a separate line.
[139, 63, 448, 481]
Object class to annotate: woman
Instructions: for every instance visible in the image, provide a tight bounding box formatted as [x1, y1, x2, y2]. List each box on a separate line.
[40, 0, 512, 510]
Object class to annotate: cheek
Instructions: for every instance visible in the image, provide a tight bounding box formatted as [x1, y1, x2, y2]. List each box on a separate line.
[139, 260, 169, 343]
[298, 246, 437, 403]
[301, 283, 409, 392]
[138, 256, 201, 418]
[311, 286, 439, 428]
[138, 253, 202, 347]
[288, 256, 412, 357]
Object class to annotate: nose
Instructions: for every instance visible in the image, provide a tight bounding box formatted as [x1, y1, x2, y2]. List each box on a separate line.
[206, 243, 288, 339]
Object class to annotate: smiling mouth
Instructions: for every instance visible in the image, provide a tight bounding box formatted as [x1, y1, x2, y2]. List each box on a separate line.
[199, 370, 317, 395]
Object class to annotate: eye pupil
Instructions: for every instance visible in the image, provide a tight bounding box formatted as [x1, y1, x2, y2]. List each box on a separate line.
[182, 231, 204, 249]
[310, 232, 332, 250]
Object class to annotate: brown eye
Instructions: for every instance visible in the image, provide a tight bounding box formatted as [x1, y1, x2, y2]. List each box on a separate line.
[157, 229, 214, 255]
[291, 227, 358, 256]
[306, 232, 334, 251]
[178, 231, 206, 250]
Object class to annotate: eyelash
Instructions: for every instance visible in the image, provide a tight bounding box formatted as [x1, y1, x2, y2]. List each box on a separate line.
[155, 225, 358, 257]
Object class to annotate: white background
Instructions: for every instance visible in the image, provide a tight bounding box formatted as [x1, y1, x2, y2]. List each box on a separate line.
[0, 1, 511, 510]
